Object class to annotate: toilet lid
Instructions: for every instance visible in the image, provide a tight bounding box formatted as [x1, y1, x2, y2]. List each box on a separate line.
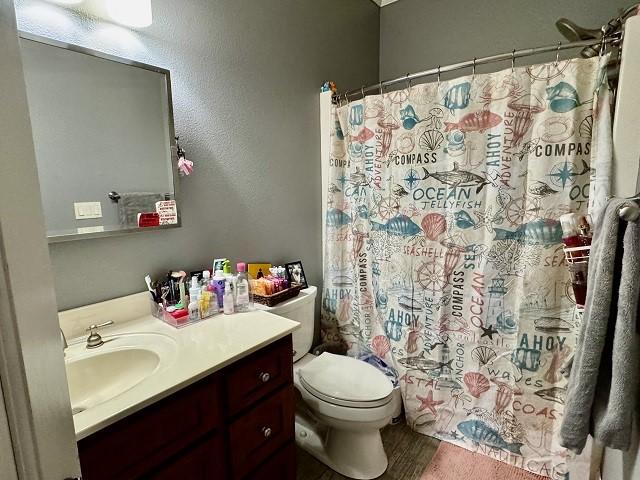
[298, 353, 393, 406]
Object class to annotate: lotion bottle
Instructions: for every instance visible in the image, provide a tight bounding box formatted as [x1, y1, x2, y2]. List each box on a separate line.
[188, 276, 201, 321]
[223, 279, 235, 314]
[235, 263, 251, 312]
[212, 269, 226, 311]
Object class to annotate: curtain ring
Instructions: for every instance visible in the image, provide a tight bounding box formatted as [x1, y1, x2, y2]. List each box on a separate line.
[555, 41, 561, 66]
[344, 92, 349, 105]
[361, 85, 365, 100]
[437, 65, 441, 85]
[406, 73, 412, 91]
[471, 57, 476, 81]
[511, 49, 516, 73]
[379, 81, 383, 95]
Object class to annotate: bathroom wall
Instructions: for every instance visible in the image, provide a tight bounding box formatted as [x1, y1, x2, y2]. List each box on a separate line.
[15, 0, 380, 313]
[379, 0, 630, 79]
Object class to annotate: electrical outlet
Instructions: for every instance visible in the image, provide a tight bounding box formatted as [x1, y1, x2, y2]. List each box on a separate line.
[74, 202, 102, 220]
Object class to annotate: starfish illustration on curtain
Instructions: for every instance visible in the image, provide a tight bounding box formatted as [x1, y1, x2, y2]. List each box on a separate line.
[417, 391, 444, 415]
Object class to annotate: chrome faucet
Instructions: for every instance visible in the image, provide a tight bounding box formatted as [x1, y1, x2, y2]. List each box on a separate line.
[85, 321, 114, 349]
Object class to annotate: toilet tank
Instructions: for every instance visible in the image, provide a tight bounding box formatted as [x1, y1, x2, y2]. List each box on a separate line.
[256, 286, 317, 362]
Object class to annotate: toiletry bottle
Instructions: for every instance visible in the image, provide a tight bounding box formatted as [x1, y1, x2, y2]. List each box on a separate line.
[223, 260, 236, 302]
[212, 269, 226, 311]
[577, 215, 592, 247]
[223, 280, 235, 314]
[235, 263, 251, 312]
[188, 276, 201, 321]
[201, 270, 211, 288]
[560, 213, 582, 248]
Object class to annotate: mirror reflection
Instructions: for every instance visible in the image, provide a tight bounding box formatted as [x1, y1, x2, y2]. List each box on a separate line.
[19, 34, 179, 241]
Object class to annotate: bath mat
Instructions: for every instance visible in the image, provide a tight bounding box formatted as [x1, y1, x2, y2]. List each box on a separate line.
[421, 442, 548, 480]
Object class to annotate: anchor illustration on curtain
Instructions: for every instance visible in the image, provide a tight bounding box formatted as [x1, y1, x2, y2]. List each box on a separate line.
[322, 56, 610, 479]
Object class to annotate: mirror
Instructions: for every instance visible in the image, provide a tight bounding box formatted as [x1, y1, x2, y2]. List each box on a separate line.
[19, 33, 180, 242]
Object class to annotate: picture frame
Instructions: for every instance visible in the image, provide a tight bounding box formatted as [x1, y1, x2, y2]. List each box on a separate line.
[285, 261, 308, 289]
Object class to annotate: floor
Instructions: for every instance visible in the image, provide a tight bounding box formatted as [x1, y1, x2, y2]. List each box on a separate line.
[296, 421, 440, 480]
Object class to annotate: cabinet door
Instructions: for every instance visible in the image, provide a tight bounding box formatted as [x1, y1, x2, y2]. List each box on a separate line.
[79, 374, 222, 479]
[147, 433, 225, 480]
[244, 443, 296, 480]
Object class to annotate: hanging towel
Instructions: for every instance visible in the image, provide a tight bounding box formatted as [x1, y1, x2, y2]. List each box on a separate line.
[117, 192, 166, 227]
[560, 198, 640, 454]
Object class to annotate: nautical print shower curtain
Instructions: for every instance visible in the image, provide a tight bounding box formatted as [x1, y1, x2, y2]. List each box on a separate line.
[321, 57, 610, 478]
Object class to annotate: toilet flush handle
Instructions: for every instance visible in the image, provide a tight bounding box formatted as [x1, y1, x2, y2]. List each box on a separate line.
[259, 372, 271, 383]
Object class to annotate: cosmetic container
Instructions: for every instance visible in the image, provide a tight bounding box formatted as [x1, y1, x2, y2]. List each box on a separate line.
[212, 270, 226, 311]
[224, 280, 235, 314]
[235, 263, 251, 312]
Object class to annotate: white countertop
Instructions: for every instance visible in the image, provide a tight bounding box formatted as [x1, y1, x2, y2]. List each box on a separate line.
[64, 307, 299, 440]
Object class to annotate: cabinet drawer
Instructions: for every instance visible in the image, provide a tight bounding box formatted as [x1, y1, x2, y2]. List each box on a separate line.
[244, 442, 296, 480]
[78, 374, 222, 480]
[225, 335, 293, 415]
[229, 385, 295, 478]
[146, 433, 225, 479]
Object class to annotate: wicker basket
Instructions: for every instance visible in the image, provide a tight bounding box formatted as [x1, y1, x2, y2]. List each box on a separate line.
[253, 283, 303, 307]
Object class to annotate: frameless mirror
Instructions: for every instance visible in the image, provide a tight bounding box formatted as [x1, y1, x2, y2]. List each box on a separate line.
[19, 33, 180, 242]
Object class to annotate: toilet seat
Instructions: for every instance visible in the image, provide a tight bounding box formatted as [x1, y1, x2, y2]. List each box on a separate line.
[298, 353, 394, 408]
[299, 376, 394, 408]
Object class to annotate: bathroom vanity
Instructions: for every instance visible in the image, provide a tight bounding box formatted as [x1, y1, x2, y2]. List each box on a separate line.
[59, 293, 299, 480]
[78, 336, 295, 479]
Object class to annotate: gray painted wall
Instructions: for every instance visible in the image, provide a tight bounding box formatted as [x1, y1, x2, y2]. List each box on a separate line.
[15, 0, 379, 311]
[380, 0, 629, 80]
[21, 38, 173, 233]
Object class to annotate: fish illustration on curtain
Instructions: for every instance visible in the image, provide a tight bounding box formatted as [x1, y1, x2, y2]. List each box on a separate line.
[322, 56, 610, 479]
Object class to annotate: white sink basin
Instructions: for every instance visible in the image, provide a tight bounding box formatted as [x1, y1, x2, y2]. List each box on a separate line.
[65, 333, 177, 414]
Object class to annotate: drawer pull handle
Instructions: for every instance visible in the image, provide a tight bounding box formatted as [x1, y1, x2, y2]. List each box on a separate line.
[259, 372, 271, 383]
[262, 427, 272, 438]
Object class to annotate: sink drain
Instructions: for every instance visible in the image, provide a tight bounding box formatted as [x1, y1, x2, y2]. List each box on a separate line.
[72, 407, 86, 415]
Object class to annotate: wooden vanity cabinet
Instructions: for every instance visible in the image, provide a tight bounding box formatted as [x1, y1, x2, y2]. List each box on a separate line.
[78, 335, 296, 479]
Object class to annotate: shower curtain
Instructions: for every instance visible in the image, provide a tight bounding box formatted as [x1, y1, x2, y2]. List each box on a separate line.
[322, 56, 610, 478]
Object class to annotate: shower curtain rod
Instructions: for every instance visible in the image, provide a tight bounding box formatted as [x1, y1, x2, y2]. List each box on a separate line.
[336, 36, 621, 101]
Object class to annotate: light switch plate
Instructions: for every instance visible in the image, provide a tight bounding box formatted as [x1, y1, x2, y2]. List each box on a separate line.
[74, 202, 102, 220]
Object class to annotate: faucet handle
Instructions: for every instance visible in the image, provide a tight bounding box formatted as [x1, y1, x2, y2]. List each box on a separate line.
[86, 321, 114, 332]
[85, 321, 114, 349]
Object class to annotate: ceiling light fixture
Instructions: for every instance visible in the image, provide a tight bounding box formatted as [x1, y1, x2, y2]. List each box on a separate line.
[48, 0, 84, 4]
[105, 0, 152, 28]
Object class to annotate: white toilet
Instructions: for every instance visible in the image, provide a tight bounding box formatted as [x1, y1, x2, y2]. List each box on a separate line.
[257, 286, 396, 479]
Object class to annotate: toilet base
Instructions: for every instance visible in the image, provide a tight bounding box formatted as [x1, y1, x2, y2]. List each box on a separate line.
[295, 412, 388, 480]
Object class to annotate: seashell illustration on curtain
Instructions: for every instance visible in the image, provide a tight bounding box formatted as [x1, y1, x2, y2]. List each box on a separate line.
[322, 56, 611, 477]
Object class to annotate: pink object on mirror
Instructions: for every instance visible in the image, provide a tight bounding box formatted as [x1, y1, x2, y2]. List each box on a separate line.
[178, 156, 193, 176]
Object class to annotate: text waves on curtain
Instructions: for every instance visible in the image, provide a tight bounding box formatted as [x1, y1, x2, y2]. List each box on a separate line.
[321, 57, 609, 478]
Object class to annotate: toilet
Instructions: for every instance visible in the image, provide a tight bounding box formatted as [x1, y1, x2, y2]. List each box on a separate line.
[257, 286, 396, 479]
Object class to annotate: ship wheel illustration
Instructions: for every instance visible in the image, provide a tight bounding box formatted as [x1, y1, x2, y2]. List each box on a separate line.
[504, 196, 540, 226]
[526, 60, 570, 84]
[376, 195, 400, 221]
[416, 260, 448, 294]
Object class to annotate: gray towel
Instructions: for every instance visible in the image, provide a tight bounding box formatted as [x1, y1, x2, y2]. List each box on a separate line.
[560, 198, 640, 453]
[117, 192, 165, 226]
